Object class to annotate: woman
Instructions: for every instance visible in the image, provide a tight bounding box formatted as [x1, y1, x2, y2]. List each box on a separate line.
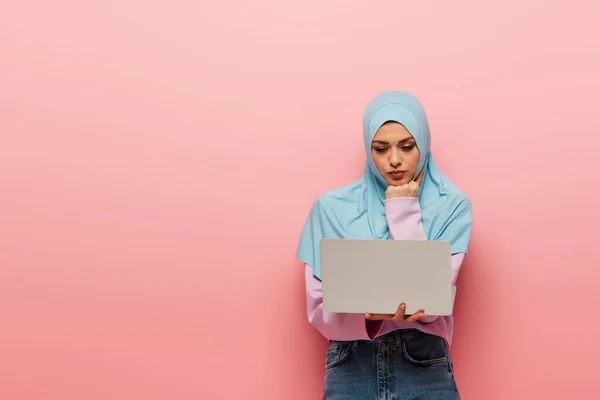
[297, 91, 472, 399]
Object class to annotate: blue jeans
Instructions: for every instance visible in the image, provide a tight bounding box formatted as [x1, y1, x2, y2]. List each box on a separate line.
[323, 329, 459, 399]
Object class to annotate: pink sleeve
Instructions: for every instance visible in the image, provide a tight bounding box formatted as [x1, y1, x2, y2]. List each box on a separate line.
[385, 197, 466, 323]
[305, 264, 384, 341]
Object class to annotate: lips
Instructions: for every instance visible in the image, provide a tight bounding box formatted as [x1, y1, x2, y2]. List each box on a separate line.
[387, 170, 406, 179]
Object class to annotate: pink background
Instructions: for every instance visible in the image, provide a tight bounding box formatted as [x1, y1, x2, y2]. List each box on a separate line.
[2, 1, 599, 399]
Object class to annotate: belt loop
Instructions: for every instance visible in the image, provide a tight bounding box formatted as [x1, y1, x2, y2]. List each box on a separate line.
[394, 331, 402, 347]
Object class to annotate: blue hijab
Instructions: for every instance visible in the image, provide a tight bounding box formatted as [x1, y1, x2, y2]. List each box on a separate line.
[297, 91, 472, 280]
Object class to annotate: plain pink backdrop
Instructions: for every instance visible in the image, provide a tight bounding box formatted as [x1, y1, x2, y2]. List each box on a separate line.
[1, 1, 600, 399]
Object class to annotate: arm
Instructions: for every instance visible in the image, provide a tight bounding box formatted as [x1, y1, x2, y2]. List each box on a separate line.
[305, 264, 383, 341]
[385, 197, 466, 323]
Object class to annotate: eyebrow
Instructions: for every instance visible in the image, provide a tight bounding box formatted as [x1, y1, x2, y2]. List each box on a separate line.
[372, 138, 415, 145]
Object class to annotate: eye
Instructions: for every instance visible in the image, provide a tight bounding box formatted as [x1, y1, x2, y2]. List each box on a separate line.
[401, 145, 415, 152]
[373, 147, 388, 153]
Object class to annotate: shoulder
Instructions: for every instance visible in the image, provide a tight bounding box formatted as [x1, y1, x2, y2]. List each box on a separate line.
[432, 178, 473, 248]
[424, 157, 471, 213]
[441, 183, 472, 228]
[310, 180, 362, 211]
[439, 176, 472, 212]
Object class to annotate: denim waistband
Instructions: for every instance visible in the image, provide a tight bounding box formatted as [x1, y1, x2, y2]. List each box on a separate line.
[332, 329, 426, 347]
[369, 328, 423, 344]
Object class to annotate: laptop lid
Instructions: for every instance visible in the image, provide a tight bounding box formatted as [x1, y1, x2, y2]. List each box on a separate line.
[320, 239, 454, 316]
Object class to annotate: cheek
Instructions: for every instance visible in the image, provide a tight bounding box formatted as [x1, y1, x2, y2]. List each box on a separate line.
[407, 151, 421, 170]
[371, 152, 387, 173]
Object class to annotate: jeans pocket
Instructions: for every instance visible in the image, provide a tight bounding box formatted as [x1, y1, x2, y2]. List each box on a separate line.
[325, 341, 352, 370]
[401, 331, 449, 367]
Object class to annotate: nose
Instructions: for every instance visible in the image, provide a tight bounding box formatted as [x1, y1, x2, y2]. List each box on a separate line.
[389, 148, 402, 168]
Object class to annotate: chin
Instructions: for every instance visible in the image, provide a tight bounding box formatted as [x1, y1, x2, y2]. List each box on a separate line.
[385, 179, 407, 186]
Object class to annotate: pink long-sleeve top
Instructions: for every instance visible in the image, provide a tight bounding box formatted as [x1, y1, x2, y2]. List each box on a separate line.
[304, 197, 466, 346]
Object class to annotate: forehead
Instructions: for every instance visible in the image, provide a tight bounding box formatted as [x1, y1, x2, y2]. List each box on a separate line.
[372, 122, 414, 142]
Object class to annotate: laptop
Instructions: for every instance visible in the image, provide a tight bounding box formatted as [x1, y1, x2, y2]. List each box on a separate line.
[320, 238, 455, 316]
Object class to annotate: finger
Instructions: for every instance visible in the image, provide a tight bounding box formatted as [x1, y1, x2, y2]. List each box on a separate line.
[405, 310, 426, 323]
[414, 167, 425, 184]
[366, 313, 393, 321]
[366, 313, 381, 320]
[391, 303, 406, 323]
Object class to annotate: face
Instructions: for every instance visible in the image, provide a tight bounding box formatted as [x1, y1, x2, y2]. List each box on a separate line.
[371, 122, 421, 186]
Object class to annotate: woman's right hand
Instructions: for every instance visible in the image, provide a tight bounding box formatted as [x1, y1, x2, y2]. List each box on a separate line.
[365, 303, 427, 323]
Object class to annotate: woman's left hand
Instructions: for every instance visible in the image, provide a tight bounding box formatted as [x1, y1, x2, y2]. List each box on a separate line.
[385, 169, 424, 199]
[365, 303, 427, 323]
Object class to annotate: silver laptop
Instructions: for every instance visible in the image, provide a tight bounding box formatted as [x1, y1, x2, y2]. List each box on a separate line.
[320, 239, 455, 316]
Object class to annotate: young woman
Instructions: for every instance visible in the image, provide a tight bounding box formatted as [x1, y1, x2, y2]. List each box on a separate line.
[297, 91, 472, 399]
